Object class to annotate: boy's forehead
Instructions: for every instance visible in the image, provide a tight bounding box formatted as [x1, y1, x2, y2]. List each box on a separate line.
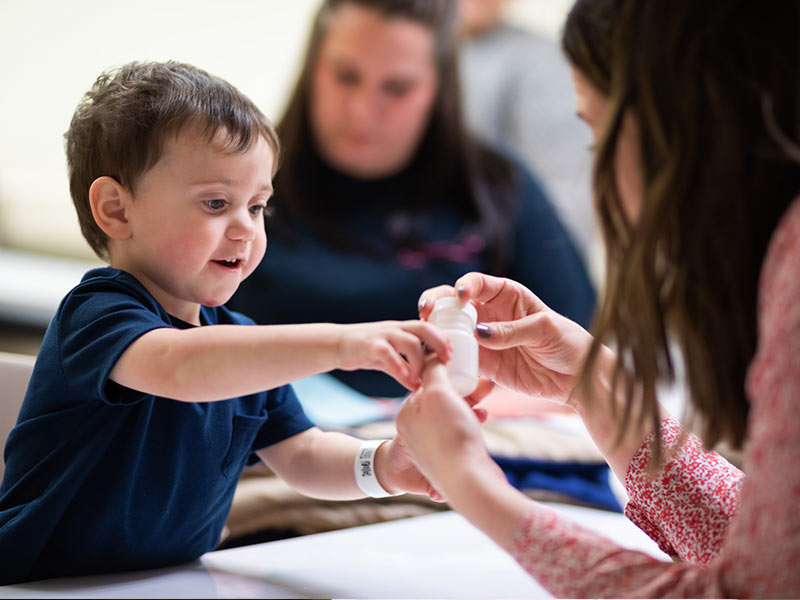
[161, 125, 272, 160]
[148, 125, 275, 185]
[169, 124, 237, 151]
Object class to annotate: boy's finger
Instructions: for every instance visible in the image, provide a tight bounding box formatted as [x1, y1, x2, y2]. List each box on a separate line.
[380, 345, 419, 390]
[397, 336, 425, 383]
[405, 321, 452, 362]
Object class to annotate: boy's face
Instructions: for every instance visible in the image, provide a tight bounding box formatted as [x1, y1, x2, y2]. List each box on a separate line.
[113, 127, 273, 324]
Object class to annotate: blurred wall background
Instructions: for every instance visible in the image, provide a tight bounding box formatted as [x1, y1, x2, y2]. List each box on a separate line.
[0, 0, 573, 260]
[0, 0, 578, 354]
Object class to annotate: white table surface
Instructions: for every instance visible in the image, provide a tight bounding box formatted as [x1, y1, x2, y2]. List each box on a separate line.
[0, 502, 668, 599]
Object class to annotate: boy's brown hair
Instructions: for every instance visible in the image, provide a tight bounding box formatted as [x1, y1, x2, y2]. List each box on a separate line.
[64, 60, 281, 261]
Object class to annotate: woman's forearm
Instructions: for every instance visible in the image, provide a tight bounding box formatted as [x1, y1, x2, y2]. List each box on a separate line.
[568, 345, 665, 485]
[432, 455, 534, 551]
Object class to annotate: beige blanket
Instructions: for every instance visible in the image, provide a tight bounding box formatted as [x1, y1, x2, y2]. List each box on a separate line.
[222, 412, 605, 545]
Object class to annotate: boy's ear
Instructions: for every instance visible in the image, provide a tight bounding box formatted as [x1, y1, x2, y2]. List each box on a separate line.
[89, 176, 132, 239]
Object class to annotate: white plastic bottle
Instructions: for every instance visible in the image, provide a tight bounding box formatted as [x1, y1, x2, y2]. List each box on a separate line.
[428, 297, 479, 396]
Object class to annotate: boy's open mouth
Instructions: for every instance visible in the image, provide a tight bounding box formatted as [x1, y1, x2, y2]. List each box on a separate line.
[212, 258, 241, 269]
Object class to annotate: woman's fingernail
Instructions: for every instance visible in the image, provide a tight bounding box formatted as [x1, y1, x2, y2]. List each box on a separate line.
[456, 285, 466, 299]
[476, 323, 492, 339]
[418, 298, 427, 312]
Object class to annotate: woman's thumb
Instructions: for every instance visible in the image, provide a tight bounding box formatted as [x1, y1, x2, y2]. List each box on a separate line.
[475, 313, 553, 350]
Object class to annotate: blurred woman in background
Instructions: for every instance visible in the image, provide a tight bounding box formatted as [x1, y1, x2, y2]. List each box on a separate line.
[229, 0, 595, 397]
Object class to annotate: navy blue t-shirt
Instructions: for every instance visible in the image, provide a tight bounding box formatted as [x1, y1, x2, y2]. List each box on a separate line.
[0, 268, 314, 584]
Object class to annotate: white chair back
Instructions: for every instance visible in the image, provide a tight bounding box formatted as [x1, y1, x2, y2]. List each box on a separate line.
[0, 351, 35, 482]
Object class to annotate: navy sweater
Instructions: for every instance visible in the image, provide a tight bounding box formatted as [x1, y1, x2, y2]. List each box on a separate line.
[230, 155, 595, 397]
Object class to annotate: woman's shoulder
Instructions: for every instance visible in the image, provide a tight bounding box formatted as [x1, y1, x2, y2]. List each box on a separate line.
[772, 193, 800, 244]
[759, 195, 800, 293]
[755, 194, 800, 345]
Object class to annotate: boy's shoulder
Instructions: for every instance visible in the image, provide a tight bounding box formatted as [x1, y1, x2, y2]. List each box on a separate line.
[68, 266, 155, 300]
[57, 266, 166, 324]
[60, 266, 257, 329]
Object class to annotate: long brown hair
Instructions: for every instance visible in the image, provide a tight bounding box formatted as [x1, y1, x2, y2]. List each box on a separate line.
[563, 0, 800, 457]
[273, 0, 516, 271]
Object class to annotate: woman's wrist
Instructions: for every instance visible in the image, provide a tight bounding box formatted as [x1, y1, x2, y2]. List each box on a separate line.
[566, 344, 616, 415]
[566, 344, 661, 482]
[431, 447, 502, 502]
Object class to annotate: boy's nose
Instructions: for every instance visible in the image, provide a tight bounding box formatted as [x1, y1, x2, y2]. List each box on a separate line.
[227, 213, 256, 241]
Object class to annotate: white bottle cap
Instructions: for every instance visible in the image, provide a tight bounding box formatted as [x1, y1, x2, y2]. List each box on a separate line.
[430, 297, 477, 326]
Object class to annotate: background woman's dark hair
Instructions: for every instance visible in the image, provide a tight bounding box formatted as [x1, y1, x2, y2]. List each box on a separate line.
[273, 0, 516, 271]
[563, 0, 800, 458]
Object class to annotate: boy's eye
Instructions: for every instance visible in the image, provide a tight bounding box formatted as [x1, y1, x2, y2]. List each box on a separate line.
[204, 199, 227, 211]
[249, 204, 275, 218]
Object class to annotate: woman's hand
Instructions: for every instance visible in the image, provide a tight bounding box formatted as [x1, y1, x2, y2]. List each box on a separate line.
[382, 375, 494, 501]
[418, 272, 597, 406]
[336, 320, 452, 391]
[395, 360, 506, 502]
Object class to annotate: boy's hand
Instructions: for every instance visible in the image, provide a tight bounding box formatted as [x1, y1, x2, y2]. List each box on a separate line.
[375, 437, 443, 500]
[336, 320, 452, 391]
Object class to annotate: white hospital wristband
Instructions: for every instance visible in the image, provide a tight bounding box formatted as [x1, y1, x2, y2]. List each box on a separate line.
[354, 439, 404, 498]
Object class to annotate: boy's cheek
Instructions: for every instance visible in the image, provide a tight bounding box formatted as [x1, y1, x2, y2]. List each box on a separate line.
[245, 237, 267, 275]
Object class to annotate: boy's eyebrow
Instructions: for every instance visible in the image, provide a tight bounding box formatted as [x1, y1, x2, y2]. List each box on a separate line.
[190, 179, 274, 194]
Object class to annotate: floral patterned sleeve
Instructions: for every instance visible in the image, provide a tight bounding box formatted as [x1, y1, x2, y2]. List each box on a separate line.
[623, 418, 743, 566]
[508, 198, 800, 598]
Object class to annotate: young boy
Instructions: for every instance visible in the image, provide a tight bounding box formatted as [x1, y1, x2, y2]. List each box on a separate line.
[0, 60, 452, 585]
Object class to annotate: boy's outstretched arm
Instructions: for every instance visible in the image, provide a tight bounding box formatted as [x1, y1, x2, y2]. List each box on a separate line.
[109, 321, 451, 402]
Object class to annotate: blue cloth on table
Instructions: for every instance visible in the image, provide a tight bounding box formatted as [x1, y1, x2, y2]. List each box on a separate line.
[492, 455, 622, 513]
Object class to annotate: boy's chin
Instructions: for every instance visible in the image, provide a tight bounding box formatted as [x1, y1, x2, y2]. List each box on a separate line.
[207, 296, 233, 308]
[201, 291, 236, 308]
